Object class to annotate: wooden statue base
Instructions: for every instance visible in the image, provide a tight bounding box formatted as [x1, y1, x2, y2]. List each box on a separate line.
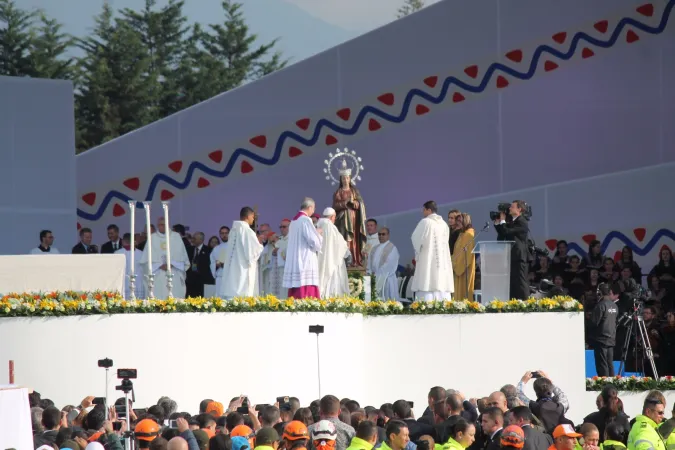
[347, 266, 366, 275]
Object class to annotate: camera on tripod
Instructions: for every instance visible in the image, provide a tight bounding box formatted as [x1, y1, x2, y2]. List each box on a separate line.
[489, 201, 533, 222]
[115, 368, 137, 417]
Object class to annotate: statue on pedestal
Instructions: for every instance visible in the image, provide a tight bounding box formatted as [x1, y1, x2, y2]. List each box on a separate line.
[324, 149, 367, 268]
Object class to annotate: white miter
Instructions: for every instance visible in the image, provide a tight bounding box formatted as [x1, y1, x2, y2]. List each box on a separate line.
[323, 207, 336, 217]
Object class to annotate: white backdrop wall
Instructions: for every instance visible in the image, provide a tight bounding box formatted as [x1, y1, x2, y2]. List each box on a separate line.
[0, 312, 590, 421]
[0, 77, 76, 255]
[75, 0, 675, 256]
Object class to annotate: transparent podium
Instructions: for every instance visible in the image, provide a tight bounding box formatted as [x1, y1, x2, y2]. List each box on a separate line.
[474, 241, 513, 303]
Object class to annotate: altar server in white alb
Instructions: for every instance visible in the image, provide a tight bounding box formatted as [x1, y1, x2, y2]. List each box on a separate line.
[115, 233, 146, 299]
[217, 206, 264, 299]
[209, 226, 230, 295]
[367, 227, 400, 300]
[411, 200, 454, 301]
[316, 207, 350, 298]
[140, 217, 190, 299]
[30, 230, 60, 254]
[283, 197, 323, 299]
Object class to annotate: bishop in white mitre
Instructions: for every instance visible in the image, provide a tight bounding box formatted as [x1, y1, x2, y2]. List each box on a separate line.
[316, 208, 350, 298]
[367, 227, 400, 300]
[411, 201, 454, 301]
[268, 219, 290, 299]
[140, 217, 190, 299]
[115, 233, 146, 299]
[216, 206, 264, 299]
[283, 197, 323, 299]
[209, 225, 230, 296]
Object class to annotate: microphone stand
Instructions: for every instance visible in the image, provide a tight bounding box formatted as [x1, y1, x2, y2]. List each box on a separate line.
[461, 222, 490, 301]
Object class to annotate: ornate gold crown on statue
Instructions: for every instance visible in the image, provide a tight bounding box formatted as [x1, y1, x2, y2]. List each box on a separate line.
[323, 148, 364, 186]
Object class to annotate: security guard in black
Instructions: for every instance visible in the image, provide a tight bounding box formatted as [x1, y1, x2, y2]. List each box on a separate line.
[590, 282, 619, 376]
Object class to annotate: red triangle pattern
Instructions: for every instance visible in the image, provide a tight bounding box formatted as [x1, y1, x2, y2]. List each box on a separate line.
[378, 93, 395, 106]
[112, 204, 125, 217]
[613, 251, 622, 262]
[249, 135, 267, 148]
[594, 20, 609, 33]
[209, 150, 223, 163]
[582, 234, 597, 245]
[197, 177, 210, 188]
[241, 161, 254, 174]
[82, 192, 96, 206]
[123, 177, 140, 191]
[160, 190, 174, 201]
[77, 222, 82, 231]
[296, 118, 310, 130]
[626, 30, 640, 43]
[496, 76, 509, 88]
[368, 119, 381, 131]
[423, 76, 438, 88]
[582, 48, 595, 59]
[544, 61, 559, 72]
[505, 49, 523, 63]
[633, 228, 646, 242]
[464, 65, 479, 78]
[168, 161, 182, 173]
[552, 32, 567, 44]
[636, 3, 654, 16]
[416, 105, 430, 115]
[289, 147, 303, 157]
[452, 92, 465, 103]
[325, 135, 338, 146]
[545, 239, 558, 251]
[336, 108, 351, 121]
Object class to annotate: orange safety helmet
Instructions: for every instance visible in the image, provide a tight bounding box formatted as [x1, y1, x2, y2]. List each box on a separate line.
[135, 418, 160, 441]
[231, 425, 255, 439]
[283, 421, 310, 441]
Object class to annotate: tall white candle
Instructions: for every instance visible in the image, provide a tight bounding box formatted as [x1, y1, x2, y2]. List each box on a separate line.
[144, 203, 152, 273]
[129, 201, 135, 274]
[163, 203, 172, 278]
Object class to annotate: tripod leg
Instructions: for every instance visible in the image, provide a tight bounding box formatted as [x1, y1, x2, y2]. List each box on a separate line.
[618, 320, 633, 376]
[637, 319, 659, 379]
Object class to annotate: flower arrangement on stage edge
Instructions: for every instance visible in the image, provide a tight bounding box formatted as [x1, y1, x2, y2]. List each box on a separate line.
[347, 271, 378, 301]
[586, 375, 675, 392]
[0, 291, 581, 317]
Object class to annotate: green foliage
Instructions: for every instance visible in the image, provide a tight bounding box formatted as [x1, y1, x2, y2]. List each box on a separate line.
[397, 0, 425, 18]
[0, 0, 286, 153]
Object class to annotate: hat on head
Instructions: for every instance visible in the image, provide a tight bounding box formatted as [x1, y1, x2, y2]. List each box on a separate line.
[192, 429, 210, 450]
[312, 420, 337, 442]
[232, 425, 255, 438]
[256, 427, 280, 446]
[322, 207, 336, 217]
[553, 424, 582, 439]
[232, 436, 251, 450]
[500, 425, 525, 449]
[206, 401, 224, 417]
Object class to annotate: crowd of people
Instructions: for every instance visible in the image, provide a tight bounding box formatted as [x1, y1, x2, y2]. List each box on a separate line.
[27, 372, 675, 450]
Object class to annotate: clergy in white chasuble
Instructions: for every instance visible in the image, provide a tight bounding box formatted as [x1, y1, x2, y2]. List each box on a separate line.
[283, 197, 323, 299]
[316, 208, 350, 298]
[140, 216, 190, 299]
[368, 227, 400, 301]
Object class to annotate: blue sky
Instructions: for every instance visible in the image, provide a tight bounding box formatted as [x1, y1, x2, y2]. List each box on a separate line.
[16, 0, 440, 64]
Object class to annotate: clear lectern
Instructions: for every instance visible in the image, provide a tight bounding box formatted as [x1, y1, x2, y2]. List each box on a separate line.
[475, 241, 513, 303]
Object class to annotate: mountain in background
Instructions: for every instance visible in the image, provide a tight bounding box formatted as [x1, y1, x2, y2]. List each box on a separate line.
[15, 0, 359, 64]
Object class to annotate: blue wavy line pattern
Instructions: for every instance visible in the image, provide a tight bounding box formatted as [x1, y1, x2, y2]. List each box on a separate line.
[565, 229, 675, 258]
[77, 0, 675, 221]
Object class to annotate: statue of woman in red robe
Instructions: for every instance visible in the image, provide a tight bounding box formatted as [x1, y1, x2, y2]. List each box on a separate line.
[332, 163, 367, 268]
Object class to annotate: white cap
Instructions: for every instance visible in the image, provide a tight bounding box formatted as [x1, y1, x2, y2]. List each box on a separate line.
[322, 207, 336, 217]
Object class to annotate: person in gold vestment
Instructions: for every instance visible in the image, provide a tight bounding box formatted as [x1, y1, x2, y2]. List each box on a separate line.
[332, 161, 367, 267]
[452, 213, 476, 301]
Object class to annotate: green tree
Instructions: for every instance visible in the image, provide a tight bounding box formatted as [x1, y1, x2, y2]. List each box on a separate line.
[397, 0, 425, 18]
[0, 0, 36, 76]
[30, 13, 75, 79]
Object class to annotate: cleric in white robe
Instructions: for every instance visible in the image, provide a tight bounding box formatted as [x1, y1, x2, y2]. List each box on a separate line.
[411, 200, 454, 301]
[367, 227, 400, 300]
[258, 232, 275, 295]
[316, 208, 350, 298]
[283, 197, 323, 299]
[210, 243, 227, 296]
[115, 233, 146, 299]
[140, 217, 190, 299]
[268, 219, 290, 299]
[216, 206, 264, 299]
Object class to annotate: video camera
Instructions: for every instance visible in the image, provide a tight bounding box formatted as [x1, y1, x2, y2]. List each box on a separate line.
[489, 201, 533, 222]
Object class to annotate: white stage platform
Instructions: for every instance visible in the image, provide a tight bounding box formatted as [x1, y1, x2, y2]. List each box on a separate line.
[0, 310, 595, 421]
[0, 254, 125, 294]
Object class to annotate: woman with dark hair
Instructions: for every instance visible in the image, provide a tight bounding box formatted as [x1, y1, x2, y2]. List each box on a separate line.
[616, 246, 642, 285]
[452, 213, 476, 301]
[584, 240, 604, 270]
[440, 418, 476, 450]
[582, 385, 630, 443]
[293, 408, 315, 427]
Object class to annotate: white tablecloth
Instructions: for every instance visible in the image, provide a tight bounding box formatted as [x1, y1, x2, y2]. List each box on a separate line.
[0, 386, 33, 449]
[0, 254, 125, 294]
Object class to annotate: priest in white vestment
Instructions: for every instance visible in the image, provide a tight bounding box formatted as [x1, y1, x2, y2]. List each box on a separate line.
[316, 208, 350, 298]
[258, 232, 275, 295]
[411, 201, 454, 301]
[115, 233, 146, 299]
[216, 207, 264, 299]
[367, 227, 400, 300]
[209, 226, 230, 296]
[283, 197, 323, 299]
[140, 217, 190, 299]
[268, 219, 290, 299]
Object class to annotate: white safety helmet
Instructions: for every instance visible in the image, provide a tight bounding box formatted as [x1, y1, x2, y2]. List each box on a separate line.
[312, 420, 338, 443]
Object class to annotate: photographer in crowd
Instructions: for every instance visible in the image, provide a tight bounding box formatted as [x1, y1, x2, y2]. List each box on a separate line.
[494, 201, 532, 300]
[588, 283, 620, 376]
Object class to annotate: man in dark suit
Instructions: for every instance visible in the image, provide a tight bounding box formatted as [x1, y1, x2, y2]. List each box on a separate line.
[72, 228, 99, 254]
[494, 200, 531, 300]
[392, 399, 434, 442]
[186, 232, 214, 298]
[101, 224, 122, 253]
[509, 406, 552, 450]
[481, 407, 503, 450]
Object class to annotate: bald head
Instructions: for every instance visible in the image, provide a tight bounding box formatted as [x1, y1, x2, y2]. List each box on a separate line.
[488, 391, 507, 412]
[168, 437, 188, 450]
